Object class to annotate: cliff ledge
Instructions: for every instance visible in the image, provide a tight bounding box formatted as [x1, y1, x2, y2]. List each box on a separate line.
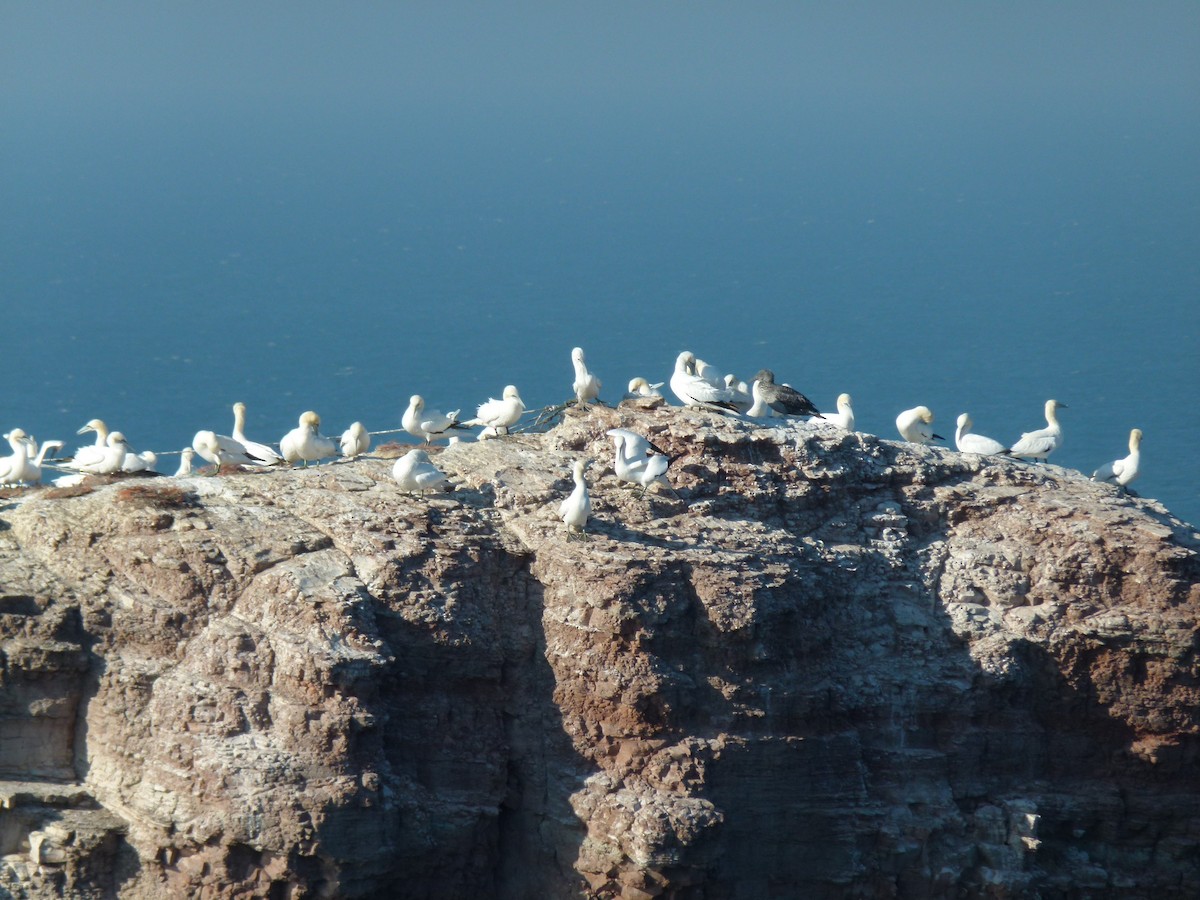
[1, 406, 1197, 898]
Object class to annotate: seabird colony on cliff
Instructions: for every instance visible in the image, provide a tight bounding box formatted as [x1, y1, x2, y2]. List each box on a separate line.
[0, 348, 1147, 528]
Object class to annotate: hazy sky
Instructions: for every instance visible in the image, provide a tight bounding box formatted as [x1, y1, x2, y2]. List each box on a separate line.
[4, 3, 1197, 121]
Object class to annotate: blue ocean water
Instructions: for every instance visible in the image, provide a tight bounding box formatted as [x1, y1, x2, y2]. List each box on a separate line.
[2, 6, 1197, 524]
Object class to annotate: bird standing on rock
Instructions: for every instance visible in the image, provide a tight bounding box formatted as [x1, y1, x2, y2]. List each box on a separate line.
[558, 458, 592, 540]
[669, 351, 740, 411]
[896, 406, 943, 444]
[340, 422, 370, 458]
[571, 347, 602, 405]
[403, 395, 463, 444]
[464, 385, 525, 438]
[751, 370, 820, 418]
[1092, 428, 1141, 489]
[280, 412, 337, 466]
[392, 449, 450, 494]
[954, 413, 1009, 456]
[1009, 399, 1066, 461]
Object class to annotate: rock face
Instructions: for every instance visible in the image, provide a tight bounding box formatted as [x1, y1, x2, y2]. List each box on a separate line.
[0, 406, 1197, 898]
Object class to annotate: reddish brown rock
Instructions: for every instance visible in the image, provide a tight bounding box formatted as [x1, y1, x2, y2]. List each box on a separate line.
[0, 407, 1196, 898]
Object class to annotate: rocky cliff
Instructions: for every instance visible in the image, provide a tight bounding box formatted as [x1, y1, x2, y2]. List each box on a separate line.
[0, 404, 1197, 899]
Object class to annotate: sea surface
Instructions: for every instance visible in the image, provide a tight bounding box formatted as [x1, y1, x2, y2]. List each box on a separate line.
[2, 5, 1197, 525]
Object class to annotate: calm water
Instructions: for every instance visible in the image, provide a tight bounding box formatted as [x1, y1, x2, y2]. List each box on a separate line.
[2, 6, 1197, 525]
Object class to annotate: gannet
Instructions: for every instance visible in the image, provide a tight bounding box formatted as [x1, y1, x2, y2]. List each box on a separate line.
[0, 430, 63, 485]
[724, 374, 753, 413]
[1009, 399, 1066, 461]
[811, 393, 855, 431]
[121, 449, 158, 473]
[340, 422, 370, 458]
[280, 411, 337, 466]
[174, 448, 196, 477]
[71, 419, 111, 468]
[392, 448, 450, 493]
[606, 428, 673, 495]
[954, 413, 1009, 456]
[192, 430, 274, 471]
[403, 395, 463, 444]
[558, 458, 592, 540]
[896, 406, 943, 444]
[464, 385, 525, 436]
[751, 370, 820, 417]
[624, 377, 664, 399]
[669, 352, 739, 410]
[692, 358, 724, 388]
[746, 380, 775, 418]
[63, 431, 128, 475]
[571, 347, 602, 405]
[1092, 428, 1141, 488]
[0, 434, 64, 489]
[232, 402, 285, 464]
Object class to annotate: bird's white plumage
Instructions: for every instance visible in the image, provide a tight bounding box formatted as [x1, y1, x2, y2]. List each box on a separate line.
[747, 380, 775, 418]
[896, 406, 940, 444]
[403, 395, 462, 443]
[625, 377, 664, 399]
[1093, 428, 1141, 487]
[954, 413, 1008, 456]
[558, 458, 591, 536]
[232, 402, 285, 464]
[571, 347, 602, 404]
[192, 430, 272, 468]
[1010, 399, 1066, 460]
[465, 385, 525, 435]
[280, 411, 337, 465]
[607, 428, 672, 493]
[174, 448, 196, 477]
[392, 448, 449, 493]
[71, 419, 110, 469]
[63, 431, 128, 475]
[811, 394, 855, 431]
[340, 421, 370, 458]
[669, 352, 738, 409]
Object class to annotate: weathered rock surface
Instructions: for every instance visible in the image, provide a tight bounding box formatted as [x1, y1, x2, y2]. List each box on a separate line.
[0, 405, 1196, 898]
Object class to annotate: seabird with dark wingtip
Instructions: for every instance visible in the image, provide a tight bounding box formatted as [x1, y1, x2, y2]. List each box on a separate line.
[1009, 399, 1066, 461]
[670, 351, 740, 411]
[751, 369, 821, 418]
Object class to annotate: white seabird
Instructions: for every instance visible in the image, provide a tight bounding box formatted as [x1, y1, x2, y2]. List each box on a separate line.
[1092, 428, 1142, 488]
[558, 458, 592, 539]
[954, 413, 1009, 456]
[340, 422, 370, 458]
[896, 406, 944, 444]
[232, 402, 285, 464]
[192, 430, 274, 471]
[811, 393, 855, 431]
[724, 374, 753, 413]
[280, 411, 338, 466]
[174, 448, 197, 477]
[464, 385, 525, 437]
[0, 429, 63, 486]
[746, 379, 774, 418]
[752, 370, 821, 417]
[403, 395, 463, 444]
[1009, 399, 1066, 461]
[62, 431, 129, 475]
[392, 448, 450, 494]
[606, 428, 673, 495]
[571, 347, 602, 405]
[71, 419, 111, 469]
[669, 352, 739, 411]
[624, 377, 664, 399]
[121, 449, 158, 473]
